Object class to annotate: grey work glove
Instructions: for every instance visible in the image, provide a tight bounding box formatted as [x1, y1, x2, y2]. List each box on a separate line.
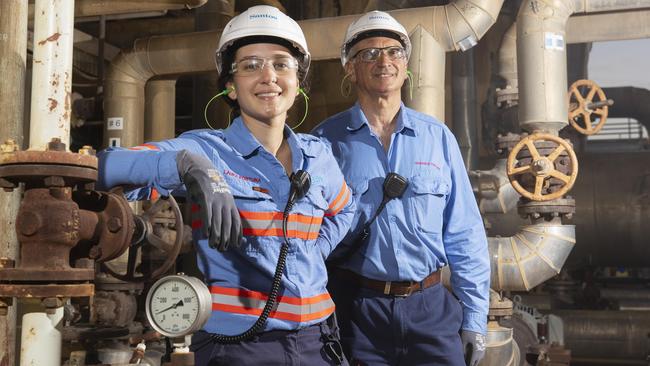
[176, 150, 242, 251]
[461, 330, 486, 366]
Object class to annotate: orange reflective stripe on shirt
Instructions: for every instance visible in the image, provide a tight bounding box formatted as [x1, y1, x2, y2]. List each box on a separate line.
[128, 143, 160, 151]
[210, 286, 335, 323]
[325, 181, 351, 217]
[238, 210, 322, 240]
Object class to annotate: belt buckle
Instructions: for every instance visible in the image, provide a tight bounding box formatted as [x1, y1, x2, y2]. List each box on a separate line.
[393, 283, 414, 298]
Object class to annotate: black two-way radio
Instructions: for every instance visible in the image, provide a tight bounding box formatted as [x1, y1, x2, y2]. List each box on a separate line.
[329, 173, 408, 265]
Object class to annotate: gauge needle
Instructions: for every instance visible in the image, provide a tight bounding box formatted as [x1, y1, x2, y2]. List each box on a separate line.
[155, 299, 184, 315]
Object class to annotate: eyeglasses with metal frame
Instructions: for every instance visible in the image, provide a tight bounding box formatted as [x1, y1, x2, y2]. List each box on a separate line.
[352, 46, 406, 63]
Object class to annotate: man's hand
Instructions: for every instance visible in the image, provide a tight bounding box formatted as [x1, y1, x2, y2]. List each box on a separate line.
[461, 330, 486, 366]
[176, 150, 242, 251]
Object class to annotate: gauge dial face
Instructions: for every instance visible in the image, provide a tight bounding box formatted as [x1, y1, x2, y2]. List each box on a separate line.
[148, 279, 201, 336]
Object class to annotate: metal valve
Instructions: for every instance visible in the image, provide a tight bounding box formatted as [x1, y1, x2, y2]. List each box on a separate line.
[506, 133, 578, 201]
[568, 79, 614, 135]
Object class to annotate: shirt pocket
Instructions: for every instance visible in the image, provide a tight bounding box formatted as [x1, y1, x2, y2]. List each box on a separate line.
[232, 188, 278, 255]
[408, 174, 450, 234]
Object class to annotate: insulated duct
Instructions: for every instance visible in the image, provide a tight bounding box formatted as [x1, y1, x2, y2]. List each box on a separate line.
[28, 0, 207, 18]
[517, 0, 650, 134]
[105, 2, 505, 146]
[498, 22, 517, 95]
[489, 222, 575, 291]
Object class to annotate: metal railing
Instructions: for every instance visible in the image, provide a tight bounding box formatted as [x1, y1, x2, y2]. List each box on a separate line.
[587, 118, 648, 141]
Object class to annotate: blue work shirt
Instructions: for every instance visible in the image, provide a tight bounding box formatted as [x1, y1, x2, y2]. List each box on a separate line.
[98, 117, 355, 335]
[312, 103, 489, 334]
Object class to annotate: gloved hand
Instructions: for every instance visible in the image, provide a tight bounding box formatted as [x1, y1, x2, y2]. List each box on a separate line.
[176, 150, 242, 251]
[461, 330, 486, 366]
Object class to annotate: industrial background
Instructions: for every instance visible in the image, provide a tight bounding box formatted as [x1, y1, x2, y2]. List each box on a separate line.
[1, 0, 649, 365]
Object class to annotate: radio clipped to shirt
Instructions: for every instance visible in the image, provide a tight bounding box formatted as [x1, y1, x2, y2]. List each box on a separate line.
[330, 173, 408, 265]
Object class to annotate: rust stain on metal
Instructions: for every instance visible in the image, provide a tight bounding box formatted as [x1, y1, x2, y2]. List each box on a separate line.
[48, 98, 58, 112]
[38, 32, 61, 46]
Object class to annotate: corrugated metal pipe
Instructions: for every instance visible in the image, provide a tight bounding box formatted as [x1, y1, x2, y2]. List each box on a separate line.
[489, 220, 575, 291]
[104, 2, 504, 147]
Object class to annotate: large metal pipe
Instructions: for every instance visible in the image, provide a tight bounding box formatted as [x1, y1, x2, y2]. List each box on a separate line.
[144, 79, 176, 142]
[567, 10, 650, 43]
[489, 221, 576, 291]
[486, 152, 650, 267]
[517, 0, 650, 134]
[572, 0, 650, 12]
[406, 25, 446, 120]
[0, 2, 27, 364]
[29, 0, 207, 18]
[497, 22, 517, 94]
[105, 2, 505, 138]
[29, 0, 75, 150]
[451, 49, 479, 170]
[601, 87, 650, 133]
[517, 0, 574, 134]
[20, 308, 64, 366]
[553, 310, 650, 361]
[192, 0, 233, 130]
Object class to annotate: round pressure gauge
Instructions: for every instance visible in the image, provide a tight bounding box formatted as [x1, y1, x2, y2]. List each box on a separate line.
[145, 274, 212, 338]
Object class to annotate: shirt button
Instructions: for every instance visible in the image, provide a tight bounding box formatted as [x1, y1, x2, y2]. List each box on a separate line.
[389, 216, 396, 223]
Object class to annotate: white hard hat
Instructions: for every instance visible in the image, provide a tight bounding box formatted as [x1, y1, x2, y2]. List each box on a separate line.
[341, 10, 411, 66]
[215, 5, 310, 75]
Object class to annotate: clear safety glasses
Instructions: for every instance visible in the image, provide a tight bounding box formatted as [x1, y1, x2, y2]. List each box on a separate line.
[352, 46, 406, 63]
[230, 56, 299, 76]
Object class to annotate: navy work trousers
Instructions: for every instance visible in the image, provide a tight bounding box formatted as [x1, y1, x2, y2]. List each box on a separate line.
[328, 275, 465, 366]
[191, 320, 348, 366]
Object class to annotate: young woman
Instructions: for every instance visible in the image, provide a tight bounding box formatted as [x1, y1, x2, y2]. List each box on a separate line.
[98, 6, 353, 365]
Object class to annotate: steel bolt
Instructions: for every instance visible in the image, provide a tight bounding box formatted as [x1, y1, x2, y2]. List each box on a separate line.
[78, 145, 96, 156]
[0, 139, 18, 153]
[44, 176, 65, 187]
[47, 138, 66, 151]
[89, 246, 102, 259]
[0, 258, 15, 269]
[42, 297, 64, 313]
[19, 212, 42, 236]
[107, 217, 123, 233]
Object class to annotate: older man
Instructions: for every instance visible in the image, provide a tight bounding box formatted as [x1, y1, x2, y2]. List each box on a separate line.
[312, 11, 490, 366]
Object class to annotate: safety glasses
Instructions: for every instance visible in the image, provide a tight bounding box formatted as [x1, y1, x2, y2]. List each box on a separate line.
[352, 46, 406, 63]
[230, 56, 299, 76]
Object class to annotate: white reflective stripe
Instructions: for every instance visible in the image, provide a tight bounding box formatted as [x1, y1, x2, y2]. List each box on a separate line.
[242, 218, 320, 233]
[212, 293, 335, 315]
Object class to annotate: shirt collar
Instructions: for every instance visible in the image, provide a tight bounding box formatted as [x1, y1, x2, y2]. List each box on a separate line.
[223, 117, 262, 157]
[346, 102, 417, 136]
[222, 117, 316, 160]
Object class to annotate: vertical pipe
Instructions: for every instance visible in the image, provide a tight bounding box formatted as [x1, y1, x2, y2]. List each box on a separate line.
[451, 49, 479, 170]
[0, 3, 27, 364]
[20, 307, 63, 366]
[145, 80, 177, 141]
[28, 0, 75, 150]
[517, 0, 573, 134]
[405, 25, 446, 121]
